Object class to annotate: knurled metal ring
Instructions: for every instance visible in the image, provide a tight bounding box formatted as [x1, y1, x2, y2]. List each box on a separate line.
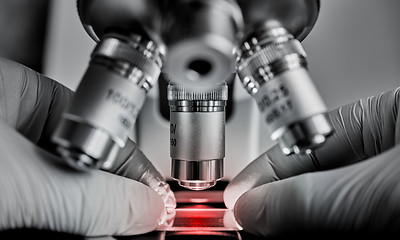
[93, 37, 162, 82]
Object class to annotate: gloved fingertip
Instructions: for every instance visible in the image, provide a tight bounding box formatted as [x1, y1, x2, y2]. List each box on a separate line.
[115, 142, 177, 210]
[223, 183, 241, 210]
[136, 179, 176, 230]
[224, 152, 278, 211]
[223, 209, 243, 231]
[155, 182, 177, 229]
[157, 204, 176, 230]
[157, 205, 168, 226]
[154, 181, 177, 210]
[224, 174, 257, 211]
[232, 187, 268, 236]
[232, 194, 248, 231]
[114, 181, 166, 236]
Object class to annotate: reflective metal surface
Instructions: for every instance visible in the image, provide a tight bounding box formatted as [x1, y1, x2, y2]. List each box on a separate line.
[56, 0, 331, 176]
[168, 84, 227, 190]
[171, 159, 223, 190]
[235, 1, 333, 155]
[52, 32, 163, 170]
[162, 0, 243, 90]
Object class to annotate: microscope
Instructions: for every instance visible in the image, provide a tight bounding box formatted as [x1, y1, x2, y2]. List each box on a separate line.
[52, 0, 332, 189]
[51, 0, 332, 236]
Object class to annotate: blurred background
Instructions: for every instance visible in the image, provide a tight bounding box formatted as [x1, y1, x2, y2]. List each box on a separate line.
[1, 0, 399, 178]
[0, 0, 49, 72]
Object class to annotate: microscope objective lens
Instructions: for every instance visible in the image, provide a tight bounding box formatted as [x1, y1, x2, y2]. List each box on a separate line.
[168, 84, 227, 190]
[52, 32, 163, 170]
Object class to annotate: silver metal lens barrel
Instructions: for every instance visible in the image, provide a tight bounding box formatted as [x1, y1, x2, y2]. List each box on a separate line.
[168, 84, 227, 190]
[52, 32, 162, 170]
[162, 0, 243, 90]
[236, 27, 333, 155]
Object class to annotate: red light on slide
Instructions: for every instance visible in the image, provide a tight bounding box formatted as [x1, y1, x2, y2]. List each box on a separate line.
[174, 191, 224, 204]
[189, 198, 210, 204]
[157, 208, 241, 232]
[157, 190, 242, 233]
[174, 208, 223, 228]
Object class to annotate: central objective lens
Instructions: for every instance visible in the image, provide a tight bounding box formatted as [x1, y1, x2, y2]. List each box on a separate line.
[168, 84, 227, 190]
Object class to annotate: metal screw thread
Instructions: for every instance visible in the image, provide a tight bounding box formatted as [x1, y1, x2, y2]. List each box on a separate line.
[236, 27, 308, 95]
[168, 84, 228, 112]
[92, 32, 163, 93]
[167, 84, 228, 101]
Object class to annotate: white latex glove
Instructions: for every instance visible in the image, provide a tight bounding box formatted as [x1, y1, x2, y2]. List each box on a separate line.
[0, 57, 176, 237]
[224, 87, 400, 237]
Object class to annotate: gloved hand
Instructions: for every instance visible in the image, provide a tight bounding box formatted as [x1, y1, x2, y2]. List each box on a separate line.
[0, 57, 176, 237]
[224, 87, 400, 237]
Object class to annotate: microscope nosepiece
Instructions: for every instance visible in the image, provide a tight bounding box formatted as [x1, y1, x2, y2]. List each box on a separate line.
[168, 84, 227, 190]
[162, 0, 243, 90]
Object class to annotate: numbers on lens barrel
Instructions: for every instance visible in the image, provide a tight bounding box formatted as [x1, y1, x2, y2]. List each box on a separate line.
[170, 123, 177, 147]
[170, 138, 177, 147]
[265, 100, 292, 124]
[256, 83, 293, 124]
[257, 83, 289, 112]
[105, 88, 138, 118]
